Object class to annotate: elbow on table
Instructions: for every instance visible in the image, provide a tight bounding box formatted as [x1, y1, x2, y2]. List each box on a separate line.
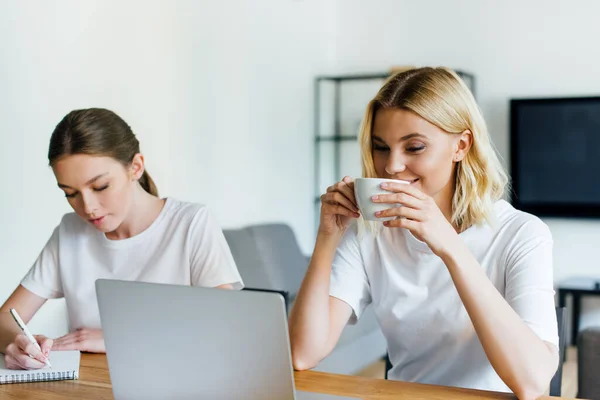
[290, 346, 321, 371]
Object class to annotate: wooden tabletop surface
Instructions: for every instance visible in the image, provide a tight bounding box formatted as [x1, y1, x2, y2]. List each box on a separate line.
[0, 353, 574, 399]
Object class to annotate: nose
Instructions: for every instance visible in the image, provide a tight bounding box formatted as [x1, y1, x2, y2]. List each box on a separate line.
[81, 192, 99, 217]
[385, 149, 407, 176]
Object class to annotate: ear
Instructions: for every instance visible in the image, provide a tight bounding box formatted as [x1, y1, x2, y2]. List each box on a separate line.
[453, 130, 473, 162]
[129, 153, 145, 181]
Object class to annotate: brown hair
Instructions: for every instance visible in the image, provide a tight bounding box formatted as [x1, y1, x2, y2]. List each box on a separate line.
[48, 108, 158, 196]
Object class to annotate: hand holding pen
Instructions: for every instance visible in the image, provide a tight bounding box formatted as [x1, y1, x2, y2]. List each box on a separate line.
[3, 308, 53, 370]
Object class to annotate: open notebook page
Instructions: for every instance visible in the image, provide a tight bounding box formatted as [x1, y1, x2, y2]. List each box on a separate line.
[0, 350, 80, 384]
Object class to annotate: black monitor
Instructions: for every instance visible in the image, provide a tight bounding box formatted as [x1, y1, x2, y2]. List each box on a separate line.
[510, 96, 600, 218]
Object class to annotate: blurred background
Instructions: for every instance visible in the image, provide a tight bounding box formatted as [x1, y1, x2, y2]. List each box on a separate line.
[1, 1, 599, 395]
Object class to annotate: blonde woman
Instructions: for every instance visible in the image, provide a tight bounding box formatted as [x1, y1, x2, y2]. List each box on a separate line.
[289, 67, 558, 399]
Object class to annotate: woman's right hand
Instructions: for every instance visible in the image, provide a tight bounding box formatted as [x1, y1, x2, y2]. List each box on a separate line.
[3, 333, 52, 370]
[318, 176, 361, 236]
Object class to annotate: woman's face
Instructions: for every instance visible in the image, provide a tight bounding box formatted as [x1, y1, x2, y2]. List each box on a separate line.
[371, 107, 471, 205]
[52, 154, 143, 233]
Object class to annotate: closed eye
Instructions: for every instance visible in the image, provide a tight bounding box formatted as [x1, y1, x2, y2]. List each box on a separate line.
[373, 144, 390, 152]
[406, 146, 426, 153]
[94, 185, 109, 192]
[63, 185, 108, 198]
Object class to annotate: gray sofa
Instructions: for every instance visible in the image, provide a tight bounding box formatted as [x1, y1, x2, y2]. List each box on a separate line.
[223, 223, 387, 375]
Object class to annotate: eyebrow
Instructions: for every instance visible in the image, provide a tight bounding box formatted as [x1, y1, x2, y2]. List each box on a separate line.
[372, 133, 427, 143]
[58, 173, 108, 189]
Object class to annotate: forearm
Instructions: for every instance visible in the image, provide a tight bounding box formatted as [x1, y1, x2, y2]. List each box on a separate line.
[289, 232, 342, 368]
[440, 241, 558, 399]
[0, 312, 22, 354]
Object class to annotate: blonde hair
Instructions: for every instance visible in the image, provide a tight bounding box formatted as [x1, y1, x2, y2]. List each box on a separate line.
[359, 67, 508, 231]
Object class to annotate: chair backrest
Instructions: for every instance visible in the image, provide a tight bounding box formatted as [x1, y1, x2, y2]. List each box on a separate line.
[385, 306, 567, 395]
[224, 223, 309, 302]
[577, 327, 600, 400]
[223, 227, 276, 290]
[247, 224, 309, 300]
[549, 306, 566, 396]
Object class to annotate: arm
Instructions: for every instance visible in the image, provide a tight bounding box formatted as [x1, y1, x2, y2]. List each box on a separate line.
[0, 285, 47, 353]
[189, 206, 244, 289]
[0, 285, 52, 368]
[288, 232, 353, 370]
[289, 176, 363, 370]
[375, 182, 558, 399]
[216, 284, 234, 289]
[440, 238, 558, 400]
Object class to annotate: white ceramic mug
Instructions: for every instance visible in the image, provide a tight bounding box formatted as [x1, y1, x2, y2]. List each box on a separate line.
[354, 178, 410, 221]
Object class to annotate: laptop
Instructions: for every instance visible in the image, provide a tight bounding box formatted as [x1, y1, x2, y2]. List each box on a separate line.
[96, 279, 356, 400]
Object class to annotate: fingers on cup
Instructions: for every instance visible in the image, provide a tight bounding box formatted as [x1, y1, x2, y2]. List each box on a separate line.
[384, 217, 420, 231]
[332, 204, 360, 218]
[322, 193, 360, 217]
[342, 175, 356, 188]
[376, 206, 423, 221]
[331, 192, 359, 212]
[326, 175, 356, 194]
[333, 181, 357, 206]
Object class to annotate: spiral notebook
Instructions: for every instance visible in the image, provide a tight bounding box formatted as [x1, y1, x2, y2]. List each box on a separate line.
[0, 350, 80, 384]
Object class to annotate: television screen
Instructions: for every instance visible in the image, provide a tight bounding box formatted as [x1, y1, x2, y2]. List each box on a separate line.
[510, 96, 600, 217]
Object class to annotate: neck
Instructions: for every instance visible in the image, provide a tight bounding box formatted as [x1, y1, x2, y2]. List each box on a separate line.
[105, 186, 165, 240]
[433, 177, 458, 232]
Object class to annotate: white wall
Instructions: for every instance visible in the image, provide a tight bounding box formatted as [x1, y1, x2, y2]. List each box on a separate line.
[2, 0, 599, 338]
[331, 0, 600, 329]
[0, 0, 335, 336]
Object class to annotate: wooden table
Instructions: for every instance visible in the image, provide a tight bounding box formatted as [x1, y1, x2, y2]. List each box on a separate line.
[0, 354, 573, 399]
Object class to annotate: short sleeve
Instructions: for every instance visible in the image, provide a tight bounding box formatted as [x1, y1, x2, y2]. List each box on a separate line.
[329, 224, 372, 324]
[504, 219, 559, 347]
[188, 207, 244, 290]
[20, 226, 64, 299]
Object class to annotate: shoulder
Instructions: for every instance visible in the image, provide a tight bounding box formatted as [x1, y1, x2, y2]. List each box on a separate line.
[162, 198, 220, 234]
[162, 198, 211, 222]
[163, 197, 206, 215]
[492, 200, 552, 243]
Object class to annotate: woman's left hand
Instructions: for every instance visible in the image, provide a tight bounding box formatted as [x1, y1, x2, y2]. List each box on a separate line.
[372, 181, 459, 257]
[52, 328, 106, 353]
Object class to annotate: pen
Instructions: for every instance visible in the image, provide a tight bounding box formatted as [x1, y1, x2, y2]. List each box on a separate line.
[9, 308, 52, 368]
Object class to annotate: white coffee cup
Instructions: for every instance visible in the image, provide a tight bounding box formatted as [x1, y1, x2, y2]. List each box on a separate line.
[354, 178, 410, 221]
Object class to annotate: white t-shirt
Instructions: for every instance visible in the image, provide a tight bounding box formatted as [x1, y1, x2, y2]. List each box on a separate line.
[21, 198, 243, 331]
[330, 200, 558, 393]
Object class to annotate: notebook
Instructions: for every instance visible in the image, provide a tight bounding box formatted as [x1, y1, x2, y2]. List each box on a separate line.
[0, 350, 80, 384]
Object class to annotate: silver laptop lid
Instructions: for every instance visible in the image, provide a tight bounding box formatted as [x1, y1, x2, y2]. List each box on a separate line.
[96, 279, 296, 400]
